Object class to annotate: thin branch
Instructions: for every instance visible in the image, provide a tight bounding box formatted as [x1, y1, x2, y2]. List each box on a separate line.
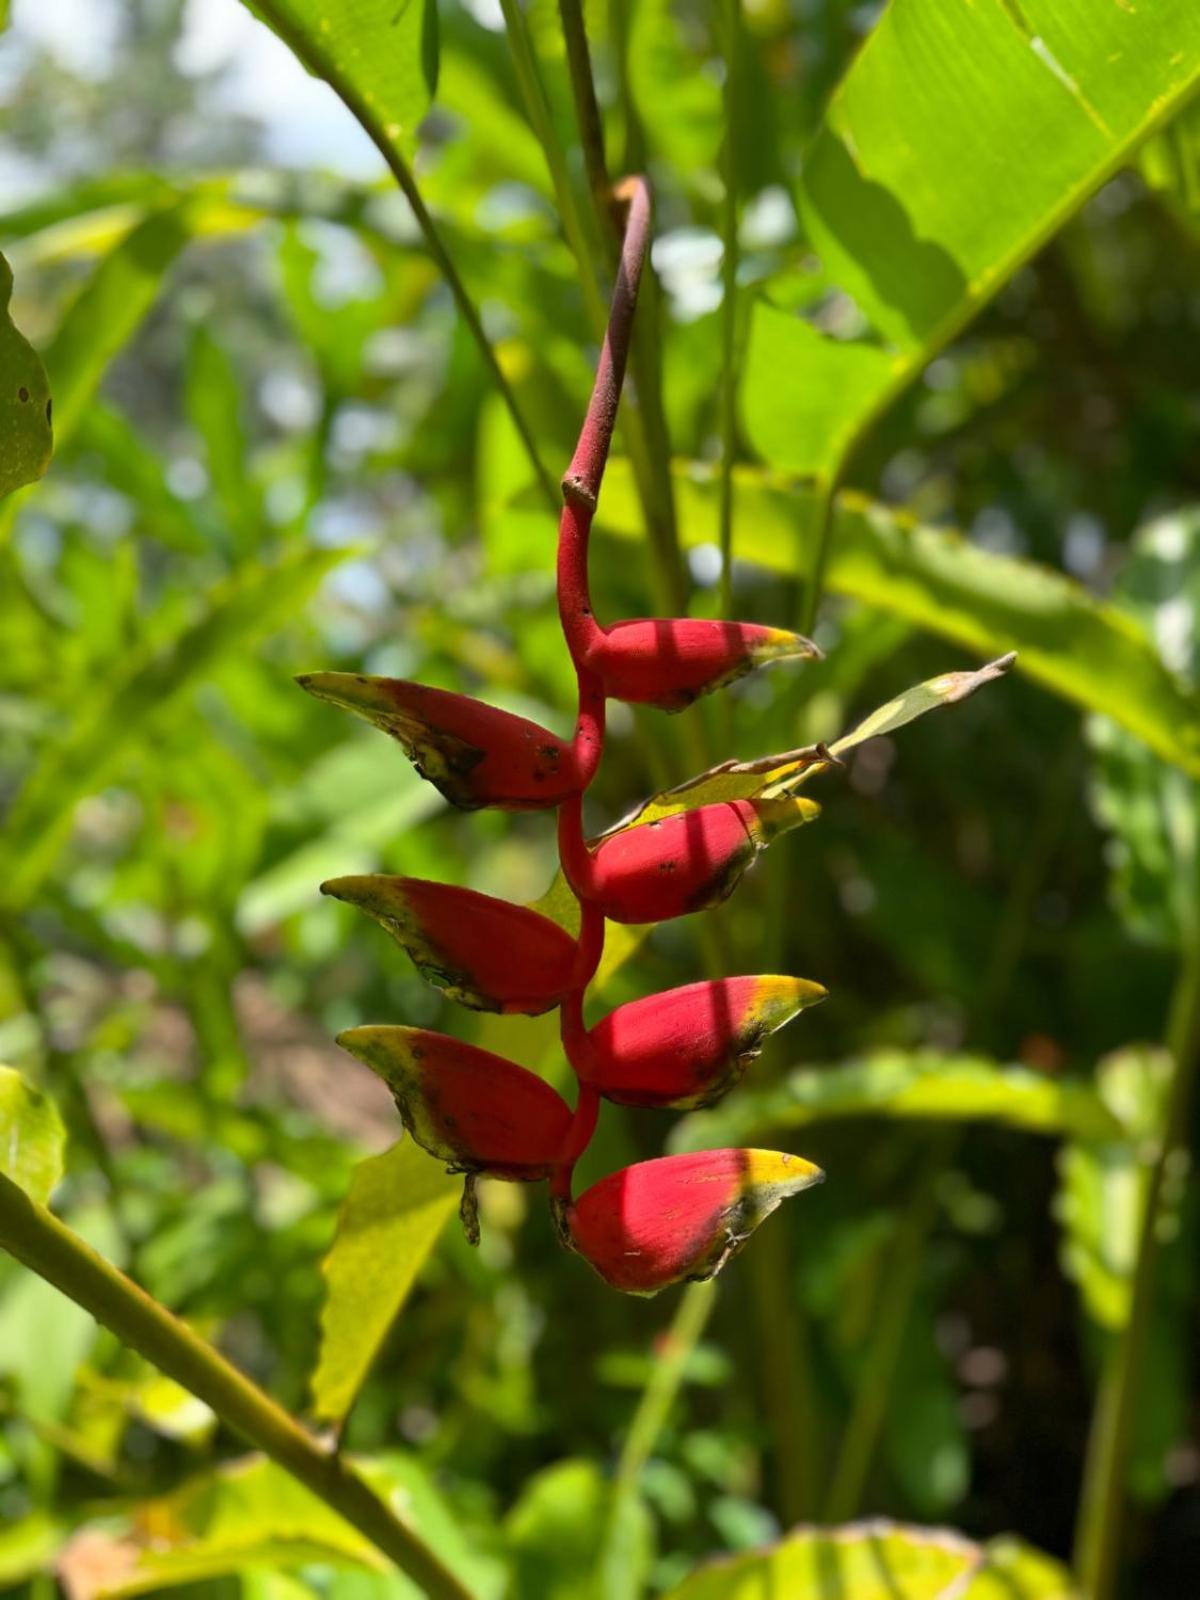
[249, 0, 557, 512]
[557, 0, 613, 233]
[0, 1173, 474, 1600]
[718, 0, 741, 621]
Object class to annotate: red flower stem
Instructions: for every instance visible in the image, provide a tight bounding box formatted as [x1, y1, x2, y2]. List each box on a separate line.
[551, 176, 653, 1208]
[557, 176, 654, 673]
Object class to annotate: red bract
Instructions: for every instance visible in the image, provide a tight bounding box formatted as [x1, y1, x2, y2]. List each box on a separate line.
[568, 796, 819, 925]
[309, 178, 835, 1279]
[321, 875, 579, 1014]
[336, 1026, 571, 1180]
[586, 975, 826, 1108]
[297, 673, 581, 810]
[585, 618, 818, 712]
[565, 1148, 824, 1295]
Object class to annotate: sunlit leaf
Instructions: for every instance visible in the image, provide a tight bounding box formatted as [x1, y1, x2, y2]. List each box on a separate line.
[0, 1064, 66, 1205]
[243, 0, 439, 159]
[311, 1138, 459, 1423]
[0, 1512, 64, 1589]
[0, 252, 53, 498]
[670, 1051, 1121, 1154]
[660, 1522, 1073, 1599]
[743, 0, 1200, 478]
[593, 459, 1200, 776]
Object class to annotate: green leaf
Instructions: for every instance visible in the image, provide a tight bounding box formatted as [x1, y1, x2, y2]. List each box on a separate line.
[0, 1065, 66, 1205]
[627, 0, 722, 176]
[0, 540, 350, 913]
[0, 252, 53, 497]
[660, 1522, 1073, 1599]
[592, 460, 1200, 777]
[741, 304, 899, 479]
[58, 1455, 389, 1599]
[670, 1051, 1121, 1155]
[244, 0, 439, 158]
[506, 1459, 653, 1600]
[743, 0, 1200, 478]
[1056, 1047, 1171, 1331]
[40, 203, 197, 457]
[311, 1137, 459, 1423]
[185, 325, 260, 550]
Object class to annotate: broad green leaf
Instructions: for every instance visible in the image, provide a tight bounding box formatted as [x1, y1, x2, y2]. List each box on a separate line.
[311, 1137, 459, 1423]
[57, 1456, 389, 1599]
[506, 1459, 653, 1600]
[243, 0, 439, 159]
[593, 459, 1200, 777]
[0, 1065, 66, 1204]
[742, 303, 900, 478]
[661, 1522, 1073, 1599]
[0, 252, 53, 497]
[0, 540, 350, 913]
[670, 1051, 1121, 1155]
[743, 0, 1200, 478]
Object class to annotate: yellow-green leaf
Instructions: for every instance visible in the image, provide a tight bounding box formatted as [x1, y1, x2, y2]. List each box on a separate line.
[310, 1137, 459, 1423]
[661, 1522, 1074, 1599]
[0, 252, 53, 498]
[670, 1051, 1121, 1154]
[0, 1066, 66, 1205]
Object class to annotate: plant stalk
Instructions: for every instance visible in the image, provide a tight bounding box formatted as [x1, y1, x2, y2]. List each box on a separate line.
[248, 0, 557, 512]
[1073, 926, 1200, 1598]
[0, 1173, 474, 1600]
[717, 0, 741, 623]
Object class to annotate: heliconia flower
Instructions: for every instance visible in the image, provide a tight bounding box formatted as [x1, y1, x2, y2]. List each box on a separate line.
[297, 672, 579, 811]
[565, 1148, 824, 1295]
[321, 875, 578, 1014]
[586, 619, 819, 712]
[576, 796, 819, 924]
[336, 1025, 572, 1180]
[585, 975, 827, 1108]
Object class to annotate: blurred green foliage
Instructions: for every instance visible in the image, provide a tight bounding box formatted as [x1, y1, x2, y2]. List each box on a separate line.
[1, 0, 1199, 1597]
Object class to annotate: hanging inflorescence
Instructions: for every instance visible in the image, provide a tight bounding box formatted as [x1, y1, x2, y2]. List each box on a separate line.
[301, 177, 834, 1295]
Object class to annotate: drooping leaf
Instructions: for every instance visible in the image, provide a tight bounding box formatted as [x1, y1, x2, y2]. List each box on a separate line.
[0, 252, 53, 497]
[0, 1065, 66, 1205]
[310, 1138, 459, 1423]
[0, 540, 351, 912]
[592, 460, 1200, 777]
[670, 1051, 1121, 1154]
[243, 0, 440, 160]
[660, 1522, 1073, 1599]
[742, 0, 1200, 478]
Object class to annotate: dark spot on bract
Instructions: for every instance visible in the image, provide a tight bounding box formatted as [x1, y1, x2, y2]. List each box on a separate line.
[17, 386, 29, 403]
[45, 399, 52, 424]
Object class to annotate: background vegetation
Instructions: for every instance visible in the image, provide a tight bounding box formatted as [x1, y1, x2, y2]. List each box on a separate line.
[1, 1, 1198, 1596]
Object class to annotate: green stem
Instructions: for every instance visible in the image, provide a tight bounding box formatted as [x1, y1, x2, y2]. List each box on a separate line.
[248, 0, 557, 513]
[0, 1173, 474, 1600]
[798, 475, 838, 638]
[823, 1153, 942, 1521]
[599, 1280, 717, 1596]
[1073, 928, 1200, 1599]
[497, 0, 609, 340]
[746, 1219, 819, 1522]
